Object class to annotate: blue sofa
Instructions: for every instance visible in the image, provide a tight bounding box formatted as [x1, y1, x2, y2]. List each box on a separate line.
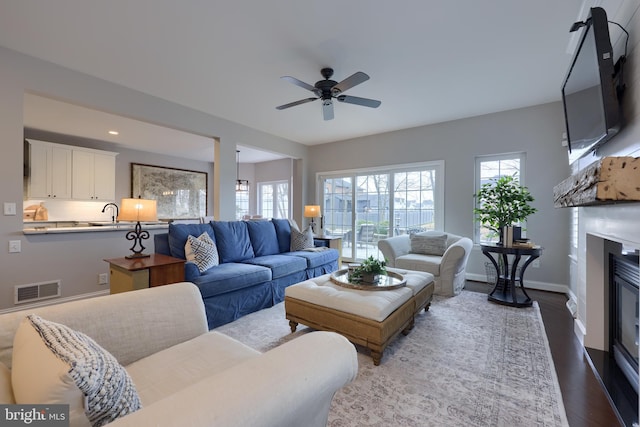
[154, 219, 339, 329]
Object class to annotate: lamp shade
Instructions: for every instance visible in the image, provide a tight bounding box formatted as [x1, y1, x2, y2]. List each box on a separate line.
[304, 205, 321, 218]
[118, 198, 158, 222]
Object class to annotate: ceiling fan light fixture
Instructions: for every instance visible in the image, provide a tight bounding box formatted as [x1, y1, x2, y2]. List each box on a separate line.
[276, 68, 381, 120]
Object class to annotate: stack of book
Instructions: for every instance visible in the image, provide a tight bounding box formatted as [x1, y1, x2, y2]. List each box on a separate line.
[502, 226, 533, 248]
[512, 240, 535, 248]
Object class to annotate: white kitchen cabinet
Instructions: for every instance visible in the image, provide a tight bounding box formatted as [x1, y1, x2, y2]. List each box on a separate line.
[27, 140, 72, 199]
[72, 149, 117, 200]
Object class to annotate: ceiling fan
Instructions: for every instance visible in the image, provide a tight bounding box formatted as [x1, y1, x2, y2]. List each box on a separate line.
[276, 68, 381, 120]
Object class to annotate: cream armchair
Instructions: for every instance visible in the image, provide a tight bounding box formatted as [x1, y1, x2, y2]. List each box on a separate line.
[378, 231, 473, 296]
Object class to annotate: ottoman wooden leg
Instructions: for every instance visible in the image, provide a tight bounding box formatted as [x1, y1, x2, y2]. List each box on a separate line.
[289, 320, 298, 333]
[402, 319, 415, 335]
[371, 350, 382, 366]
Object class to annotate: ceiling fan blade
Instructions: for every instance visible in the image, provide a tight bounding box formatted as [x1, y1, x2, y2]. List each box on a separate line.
[276, 97, 318, 110]
[337, 95, 381, 108]
[280, 76, 317, 93]
[322, 100, 334, 121]
[332, 71, 370, 94]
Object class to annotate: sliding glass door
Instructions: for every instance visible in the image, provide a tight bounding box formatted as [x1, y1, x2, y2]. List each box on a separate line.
[320, 161, 443, 262]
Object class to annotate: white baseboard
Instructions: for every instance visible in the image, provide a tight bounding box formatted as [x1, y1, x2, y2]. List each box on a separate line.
[465, 273, 569, 295]
[574, 318, 586, 346]
[0, 289, 109, 315]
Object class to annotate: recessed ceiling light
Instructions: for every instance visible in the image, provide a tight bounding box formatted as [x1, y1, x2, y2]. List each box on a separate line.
[108, 130, 119, 135]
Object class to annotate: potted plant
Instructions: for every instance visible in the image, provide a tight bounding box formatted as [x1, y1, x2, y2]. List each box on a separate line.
[473, 174, 537, 244]
[350, 256, 387, 284]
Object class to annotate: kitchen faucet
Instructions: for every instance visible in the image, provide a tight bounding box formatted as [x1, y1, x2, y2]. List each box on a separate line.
[101, 203, 119, 223]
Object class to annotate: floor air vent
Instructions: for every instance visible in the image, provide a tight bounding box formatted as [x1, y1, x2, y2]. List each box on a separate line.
[15, 280, 61, 304]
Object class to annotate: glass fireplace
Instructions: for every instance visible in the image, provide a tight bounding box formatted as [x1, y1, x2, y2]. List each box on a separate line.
[611, 253, 640, 394]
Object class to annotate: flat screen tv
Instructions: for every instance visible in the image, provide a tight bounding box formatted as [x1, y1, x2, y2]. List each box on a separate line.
[562, 7, 621, 165]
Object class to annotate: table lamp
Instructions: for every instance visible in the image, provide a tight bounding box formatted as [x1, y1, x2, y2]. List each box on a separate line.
[118, 198, 158, 258]
[304, 205, 321, 234]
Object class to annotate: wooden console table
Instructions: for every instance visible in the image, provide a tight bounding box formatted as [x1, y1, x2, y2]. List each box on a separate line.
[105, 254, 185, 294]
[481, 244, 541, 308]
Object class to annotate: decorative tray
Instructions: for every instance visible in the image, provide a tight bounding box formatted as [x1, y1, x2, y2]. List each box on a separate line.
[330, 268, 406, 291]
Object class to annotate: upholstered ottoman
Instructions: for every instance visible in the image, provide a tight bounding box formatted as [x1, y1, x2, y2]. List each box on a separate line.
[285, 268, 434, 365]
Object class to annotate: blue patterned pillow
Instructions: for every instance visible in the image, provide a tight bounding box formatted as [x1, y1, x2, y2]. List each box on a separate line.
[185, 232, 219, 272]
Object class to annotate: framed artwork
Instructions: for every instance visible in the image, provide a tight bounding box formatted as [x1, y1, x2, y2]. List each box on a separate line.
[131, 163, 207, 220]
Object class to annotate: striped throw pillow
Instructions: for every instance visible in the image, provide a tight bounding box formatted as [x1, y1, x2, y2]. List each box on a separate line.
[410, 233, 448, 256]
[12, 315, 141, 427]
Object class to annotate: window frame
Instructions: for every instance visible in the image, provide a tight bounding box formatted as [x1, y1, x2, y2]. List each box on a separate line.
[257, 180, 289, 219]
[474, 152, 526, 244]
[318, 160, 444, 261]
[235, 189, 249, 220]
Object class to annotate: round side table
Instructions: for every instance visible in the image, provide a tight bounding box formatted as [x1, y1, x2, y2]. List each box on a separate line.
[481, 244, 542, 308]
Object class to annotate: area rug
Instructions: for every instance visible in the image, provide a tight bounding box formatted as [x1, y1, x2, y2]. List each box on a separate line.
[215, 290, 569, 427]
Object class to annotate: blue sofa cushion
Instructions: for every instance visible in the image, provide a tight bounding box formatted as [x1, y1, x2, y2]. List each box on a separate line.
[212, 221, 255, 263]
[193, 263, 271, 298]
[246, 220, 280, 256]
[287, 249, 339, 269]
[167, 223, 215, 260]
[242, 254, 307, 279]
[271, 219, 292, 254]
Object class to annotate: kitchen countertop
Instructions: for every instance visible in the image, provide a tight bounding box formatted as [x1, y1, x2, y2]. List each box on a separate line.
[23, 221, 169, 235]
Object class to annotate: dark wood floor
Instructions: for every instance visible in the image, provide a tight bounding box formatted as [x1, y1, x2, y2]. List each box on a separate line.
[465, 281, 623, 427]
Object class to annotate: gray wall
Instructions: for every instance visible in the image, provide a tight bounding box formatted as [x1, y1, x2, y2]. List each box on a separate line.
[0, 46, 308, 310]
[308, 102, 573, 291]
[2, 2, 637, 310]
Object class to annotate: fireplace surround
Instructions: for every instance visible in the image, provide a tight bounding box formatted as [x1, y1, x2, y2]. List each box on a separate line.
[583, 232, 640, 426]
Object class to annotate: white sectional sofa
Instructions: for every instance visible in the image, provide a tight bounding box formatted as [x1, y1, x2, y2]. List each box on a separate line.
[0, 282, 358, 427]
[378, 231, 473, 297]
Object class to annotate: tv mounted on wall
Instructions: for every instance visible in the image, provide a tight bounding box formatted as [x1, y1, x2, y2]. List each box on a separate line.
[562, 7, 622, 165]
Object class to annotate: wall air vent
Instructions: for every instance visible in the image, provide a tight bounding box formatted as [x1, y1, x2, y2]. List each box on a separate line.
[14, 280, 61, 304]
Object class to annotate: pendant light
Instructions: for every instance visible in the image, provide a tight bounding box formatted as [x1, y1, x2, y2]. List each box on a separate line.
[235, 150, 249, 192]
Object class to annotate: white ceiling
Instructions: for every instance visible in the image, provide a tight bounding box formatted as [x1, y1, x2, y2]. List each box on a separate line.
[0, 0, 607, 162]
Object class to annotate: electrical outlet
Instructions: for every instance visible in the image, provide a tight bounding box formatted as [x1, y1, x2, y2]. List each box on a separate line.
[8, 240, 21, 253]
[4, 202, 16, 216]
[532, 259, 540, 268]
[98, 273, 109, 285]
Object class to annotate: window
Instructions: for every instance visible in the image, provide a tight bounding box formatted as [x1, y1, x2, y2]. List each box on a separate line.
[258, 181, 289, 219]
[235, 190, 249, 220]
[393, 170, 437, 234]
[320, 161, 444, 262]
[474, 153, 526, 243]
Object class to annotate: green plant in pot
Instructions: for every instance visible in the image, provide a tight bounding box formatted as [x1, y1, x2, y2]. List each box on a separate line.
[473, 174, 537, 244]
[350, 256, 387, 284]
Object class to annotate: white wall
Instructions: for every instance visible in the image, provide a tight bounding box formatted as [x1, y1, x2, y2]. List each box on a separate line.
[308, 102, 573, 291]
[573, 3, 640, 340]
